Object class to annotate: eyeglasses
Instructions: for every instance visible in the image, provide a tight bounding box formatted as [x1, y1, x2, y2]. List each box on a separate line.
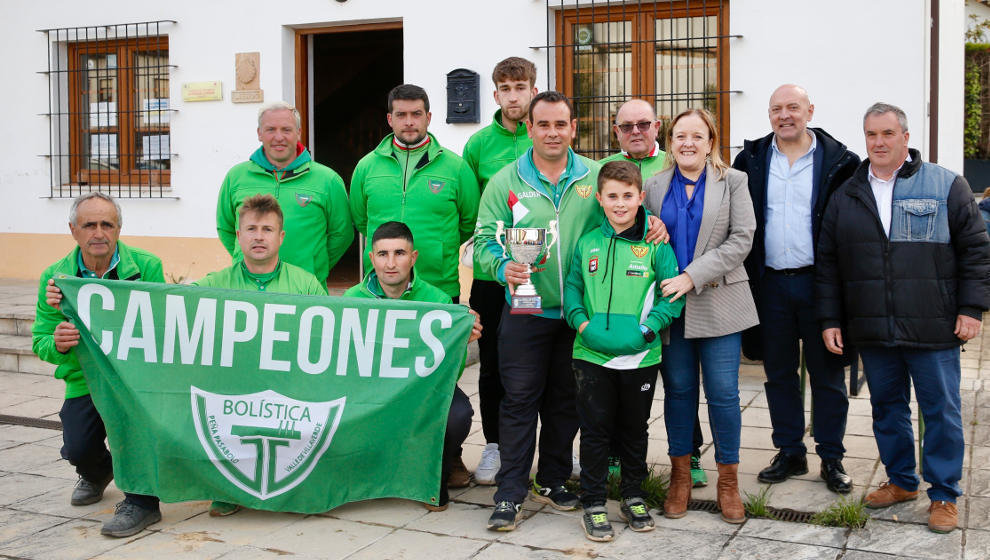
[616, 121, 654, 134]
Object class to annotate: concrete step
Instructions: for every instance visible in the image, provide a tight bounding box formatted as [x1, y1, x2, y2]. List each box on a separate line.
[0, 306, 35, 337]
[0, 334, 54, 376]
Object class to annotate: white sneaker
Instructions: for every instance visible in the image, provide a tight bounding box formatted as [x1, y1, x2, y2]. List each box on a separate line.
[475, 443, 500, 485]
[571, 453, 581, 481]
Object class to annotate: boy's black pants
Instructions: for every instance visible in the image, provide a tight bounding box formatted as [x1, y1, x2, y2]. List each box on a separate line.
[574, 359, 657, 508]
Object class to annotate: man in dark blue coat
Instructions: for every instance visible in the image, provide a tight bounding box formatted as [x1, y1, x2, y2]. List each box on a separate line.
[733, 84, 859, 494]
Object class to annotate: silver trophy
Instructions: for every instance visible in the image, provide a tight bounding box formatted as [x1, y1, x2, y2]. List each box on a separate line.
[495, 220, 558, 314]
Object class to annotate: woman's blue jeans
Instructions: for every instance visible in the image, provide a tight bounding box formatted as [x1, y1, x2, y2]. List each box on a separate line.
[660, 316, 742, 464]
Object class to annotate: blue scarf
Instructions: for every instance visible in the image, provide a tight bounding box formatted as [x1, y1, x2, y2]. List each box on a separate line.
[659, 166, 707, 272]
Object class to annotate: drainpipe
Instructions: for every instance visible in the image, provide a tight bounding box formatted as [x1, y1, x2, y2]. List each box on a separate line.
[930, 0, 939, 163]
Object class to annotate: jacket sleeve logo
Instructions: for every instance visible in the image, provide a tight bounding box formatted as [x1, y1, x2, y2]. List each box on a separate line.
[428, 179, 446, 194]
[191, 386, 345, 500]
[630, 245, 649, 258]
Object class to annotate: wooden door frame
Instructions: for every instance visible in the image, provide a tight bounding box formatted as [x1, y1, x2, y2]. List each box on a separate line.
[293, 21, 403, 147]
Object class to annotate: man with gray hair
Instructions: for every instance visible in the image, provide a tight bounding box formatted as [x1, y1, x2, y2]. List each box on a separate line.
[816, 103, 990, 533]
[32, 192, 166, 537]
[216, 101, 353, 286]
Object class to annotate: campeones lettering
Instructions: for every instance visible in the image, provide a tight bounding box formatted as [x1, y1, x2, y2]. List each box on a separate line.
[73, 284, 453, 378]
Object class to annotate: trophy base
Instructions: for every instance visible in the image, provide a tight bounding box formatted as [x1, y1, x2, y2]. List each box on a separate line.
[510, 294, 543, 315]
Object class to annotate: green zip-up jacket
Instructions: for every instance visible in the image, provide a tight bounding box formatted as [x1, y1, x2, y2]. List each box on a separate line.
[32, 242, 165, 399]
[598, 143, 667, 181]
[343, 269, 451, 304]
[216, 145, 354, 284]
[564, 208, 683, 368]
[194, 260, 327, 296]
[349, 133, 480, 298]
[463, 110, 533, 281]
[474, 147, 601, 319]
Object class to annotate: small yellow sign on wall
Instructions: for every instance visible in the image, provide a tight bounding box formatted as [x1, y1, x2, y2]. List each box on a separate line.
[182, 81, 223, 102]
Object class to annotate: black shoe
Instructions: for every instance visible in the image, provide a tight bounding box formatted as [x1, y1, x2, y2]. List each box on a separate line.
[619, 497, 655, 532]
[581, 505, 614, 542]
[101, 501, 161, 538]
[71, 474, 113, 506]
[531, 481, 579, 511]
[487, 501, 521, 531]
[820, 458, 853, 494]
[757, 452, 808, 483]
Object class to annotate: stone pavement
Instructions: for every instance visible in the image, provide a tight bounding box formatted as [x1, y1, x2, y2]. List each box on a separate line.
[1, 278, 989, 559]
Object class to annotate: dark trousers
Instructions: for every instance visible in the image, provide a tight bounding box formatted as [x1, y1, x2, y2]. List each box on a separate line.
[60, 395, 159, 511]
[493, 310, 578, 504]
[859, 347, 963, 502]
[469, 278, 505, 444]
[760, 270, 848, 459]
[439, 387, 474, 501]
[574, 360, 656, 507]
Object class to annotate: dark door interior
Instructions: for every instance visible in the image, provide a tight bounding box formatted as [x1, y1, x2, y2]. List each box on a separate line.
[310, 27, 403, 288]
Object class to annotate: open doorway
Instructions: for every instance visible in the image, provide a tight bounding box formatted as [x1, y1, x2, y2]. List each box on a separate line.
[296, 23, 403, 289]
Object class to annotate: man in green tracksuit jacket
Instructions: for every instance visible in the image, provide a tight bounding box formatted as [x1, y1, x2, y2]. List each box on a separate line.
[199, 194, 324, 517]
[460, 56, 538, 486]
[216, 101, 353, 285]
[33, 193, 164, 538]
[349, 84, 479, 300]
[343, 221, 480, 512]
[598, 99, 666, 180]
[562, 160, 683, 540]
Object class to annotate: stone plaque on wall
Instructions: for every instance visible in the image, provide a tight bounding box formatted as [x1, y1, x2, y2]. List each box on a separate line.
[232, 52, 264, 104]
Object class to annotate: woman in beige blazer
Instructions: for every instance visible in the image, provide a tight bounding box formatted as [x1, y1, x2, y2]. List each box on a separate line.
[643, 108, 758, 524]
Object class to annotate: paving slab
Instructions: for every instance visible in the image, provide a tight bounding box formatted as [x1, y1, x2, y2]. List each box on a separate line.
[215, 545, 325, 559]
[0, 472, 64, 506]
[602, 525, 731, 560]
[0, 442, 64, 473]
[845, 519, 962, 559]
[716, 535, 840, 559]
[737, 517, 847, 548]
[405, 502, 506, 541]
[653, 509, 741, 535]
[320, 497, 429, 528]
[245, 515, 393, 559]
[0, 518, 127, 560]
[347, 527, 488, 559]
[0, 507, 72, 546]
[162, 507, 305, 547]
[472, 542, 580, 560]
[964, 528, 990, 560]
[91, 529, 233, 559]
[494, 510, 615, 555]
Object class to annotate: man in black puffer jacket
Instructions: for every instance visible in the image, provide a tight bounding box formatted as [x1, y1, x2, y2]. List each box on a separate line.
[816, 103, 990, 534]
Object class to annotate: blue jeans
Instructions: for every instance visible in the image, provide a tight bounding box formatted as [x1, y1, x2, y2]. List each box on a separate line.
[859, 346, 964, 503]
[660, 317, 742, 464]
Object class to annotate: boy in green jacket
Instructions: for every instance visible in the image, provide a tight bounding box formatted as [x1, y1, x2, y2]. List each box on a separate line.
[564, 160, 683, 542]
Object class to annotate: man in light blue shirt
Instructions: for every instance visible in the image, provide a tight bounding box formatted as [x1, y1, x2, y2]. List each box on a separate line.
[733, 84, 860, 495]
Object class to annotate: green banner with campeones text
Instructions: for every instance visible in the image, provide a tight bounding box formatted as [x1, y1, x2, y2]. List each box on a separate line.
[55, 277, 473, 513]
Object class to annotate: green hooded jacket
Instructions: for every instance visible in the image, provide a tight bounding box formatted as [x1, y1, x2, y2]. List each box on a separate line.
[474, 147, 601, 320]
[563, 208, 683, 368]
[194, 260, 327, 296]
[32, 241, 165, 399]
[216, 145, 354, 284]
[598, 142, 667, 181]
[462, 110, 533, 281]
[349, 133, 480, 298]
[343, 269, 451, 304]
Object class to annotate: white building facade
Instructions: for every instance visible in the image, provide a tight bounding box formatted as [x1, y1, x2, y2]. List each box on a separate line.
[0, 0, 964, 284]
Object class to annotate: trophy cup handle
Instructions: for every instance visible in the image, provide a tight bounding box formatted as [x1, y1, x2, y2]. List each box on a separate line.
[494, 220, 506, 258]
[546, 220, 559, 252]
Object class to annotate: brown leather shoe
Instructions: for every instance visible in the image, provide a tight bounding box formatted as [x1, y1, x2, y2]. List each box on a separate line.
[448, 457, 471, 488]
[716, 463, 745, 524]
[864, 481, 919, 508]
[928, 501, 958, 533]
[663, 455, 692, 519]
